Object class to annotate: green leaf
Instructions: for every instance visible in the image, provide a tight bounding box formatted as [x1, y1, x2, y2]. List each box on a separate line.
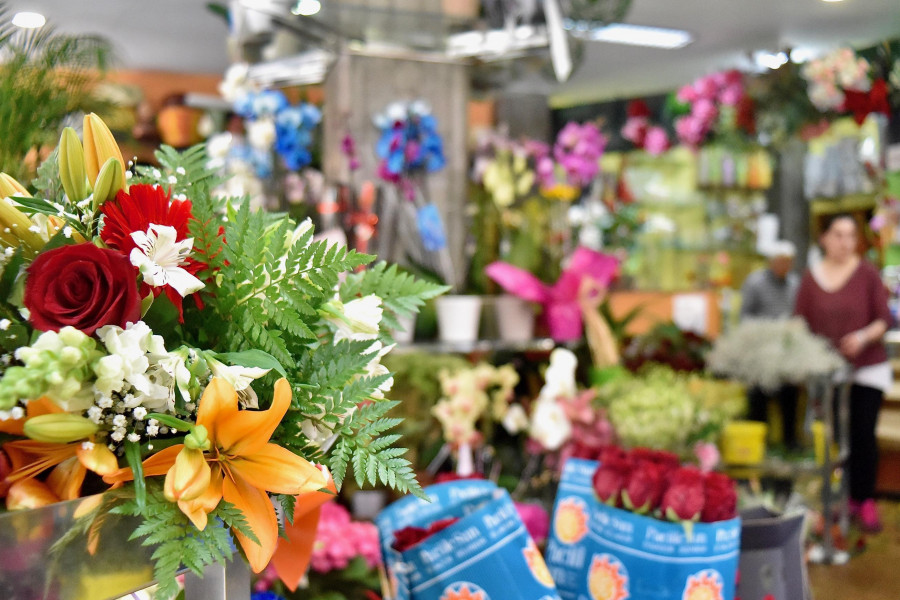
[0, 246, 24, 305]
[124, 440, 146, 510]
[146, 413, 194, 432]
[213, 349, 288, 379]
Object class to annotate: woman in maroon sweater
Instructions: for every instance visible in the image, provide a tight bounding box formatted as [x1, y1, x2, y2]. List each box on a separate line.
[794, 213, 892, 532]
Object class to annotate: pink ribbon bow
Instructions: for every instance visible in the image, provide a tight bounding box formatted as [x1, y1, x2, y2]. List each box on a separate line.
[485, 246, 619, 342]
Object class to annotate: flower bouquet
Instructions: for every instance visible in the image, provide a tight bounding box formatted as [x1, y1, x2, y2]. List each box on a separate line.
[0, 113, 447, 597]
[545, 450, 742, 600]
[706, 317, 845, 392]
[801, 47, 890, 125]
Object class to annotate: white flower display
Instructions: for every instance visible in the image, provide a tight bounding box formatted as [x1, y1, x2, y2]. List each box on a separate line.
[502, 403, 529, 435]
[539, 347, 578, 401]
[528, 396, 572, 451]
[218, 62, 252, 102]
[130, 224, 205, 297]
[707, 317, 846, 391]
[247, 118, 276, 151]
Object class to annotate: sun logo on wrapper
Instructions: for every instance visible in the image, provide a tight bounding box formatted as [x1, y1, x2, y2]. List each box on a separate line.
[682, 569, 724, 600]
[440, 582, 489, 600]
[587, 554, 629, 600]
[554, 497, 589, 544]
[523, 538, 556, 588]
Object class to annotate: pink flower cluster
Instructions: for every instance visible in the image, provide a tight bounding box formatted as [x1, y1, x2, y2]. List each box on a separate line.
[541, 122, 606, 188]
[674, 70, 744, 147]
[801, 47, 871, 112]
[621, 101, 670, 156]
[310, 501, 382, 573]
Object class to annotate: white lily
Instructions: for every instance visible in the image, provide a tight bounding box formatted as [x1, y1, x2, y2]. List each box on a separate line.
[130, 224, 204, 297]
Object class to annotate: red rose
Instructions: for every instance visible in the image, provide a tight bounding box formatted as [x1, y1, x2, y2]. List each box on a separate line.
[622, 461, 666, 513]
[391, 526, 429, 552]
[660, 467, 706, 521]
[391, 517, 460, 553]
[596, 445, 629, 467]
[24, 243, 141, 335]
[592, 462, 628, 506]
[630, 448, 681, 473]
[701, 471, 737, 523]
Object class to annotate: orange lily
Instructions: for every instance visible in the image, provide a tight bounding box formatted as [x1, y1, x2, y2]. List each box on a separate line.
[1, 398, 118, 507]
[105, 377, 327, 573]
[270, 472, 337, 591]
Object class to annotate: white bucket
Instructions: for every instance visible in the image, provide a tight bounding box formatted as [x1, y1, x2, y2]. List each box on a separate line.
[435, 295, 483, 343]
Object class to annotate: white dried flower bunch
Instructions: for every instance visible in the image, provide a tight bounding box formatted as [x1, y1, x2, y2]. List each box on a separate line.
[707, 318, 845, 391]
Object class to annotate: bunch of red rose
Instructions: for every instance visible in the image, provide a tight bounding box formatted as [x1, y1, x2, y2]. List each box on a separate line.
[590, 446, 737, 523]
[391, 517, 460, 553]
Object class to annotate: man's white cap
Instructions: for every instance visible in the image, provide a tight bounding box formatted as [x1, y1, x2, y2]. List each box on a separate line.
[765, 240, 796, 258]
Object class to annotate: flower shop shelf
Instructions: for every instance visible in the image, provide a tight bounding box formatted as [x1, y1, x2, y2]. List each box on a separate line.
[0, 496, 249, 600]
[393, 337, 562, 355]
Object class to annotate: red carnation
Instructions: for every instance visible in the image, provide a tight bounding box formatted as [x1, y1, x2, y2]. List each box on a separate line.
[701, 471, 737, 522]
[24, 243, 141, 335]
[660, 467, 706, 521]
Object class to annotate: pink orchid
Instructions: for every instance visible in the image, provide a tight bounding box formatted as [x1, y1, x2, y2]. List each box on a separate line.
[693, 75, 719, 99]
[485, 247, 619, 342]
[675, 115, 708, 147]
[677, 84, 698, 104]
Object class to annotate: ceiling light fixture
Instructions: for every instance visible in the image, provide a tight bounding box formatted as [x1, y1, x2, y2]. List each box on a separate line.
[755, 50, 789, 70]
[566, 22, 693, 49]
[291, 0, 321, 16]
[820, 0, 844, 3]
[11, 11, 46, 29]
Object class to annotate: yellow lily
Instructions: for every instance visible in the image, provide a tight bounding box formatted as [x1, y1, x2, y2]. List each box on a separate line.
[105, 377, 327, 573]
[0, 173, 30, 198]
[0, 173, 45, 253]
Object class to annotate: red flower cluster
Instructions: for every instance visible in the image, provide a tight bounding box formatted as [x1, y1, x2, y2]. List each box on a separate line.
[391, 517, 459, 553]
[589, 446, 737, 523]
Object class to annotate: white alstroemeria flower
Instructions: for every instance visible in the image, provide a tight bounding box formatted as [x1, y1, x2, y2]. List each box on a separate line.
[325, 295, 383, 342]
[156, 348, 194, 407]
[130, 224, 205, 297]
[539, 347, 578, 401]
[528, 397, 572, 451]
[502, 403, 529, 435]
[204, 354, 270, 392]
[362, 341, 395, 399]
[94, 323, 156, 396]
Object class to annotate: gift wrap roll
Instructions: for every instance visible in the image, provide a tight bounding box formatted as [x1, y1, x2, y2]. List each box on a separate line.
[378, 481, 562, 600]
[545, 458, 742, 600]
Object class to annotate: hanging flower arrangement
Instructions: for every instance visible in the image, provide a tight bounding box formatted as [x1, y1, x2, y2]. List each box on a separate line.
[801, 47, 890, 125]
[373, 100, 446, 199]
[673, 69, 750, 147]
[620, 100, 671, 156]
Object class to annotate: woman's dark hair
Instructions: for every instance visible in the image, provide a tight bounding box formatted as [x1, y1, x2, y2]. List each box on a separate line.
[820, 212, 857, 235]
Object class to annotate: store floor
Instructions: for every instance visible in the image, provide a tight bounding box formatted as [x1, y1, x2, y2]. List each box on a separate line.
[808, 500, 900, 598]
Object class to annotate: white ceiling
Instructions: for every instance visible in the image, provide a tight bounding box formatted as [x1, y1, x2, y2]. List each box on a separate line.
[7, 0, 900, 106]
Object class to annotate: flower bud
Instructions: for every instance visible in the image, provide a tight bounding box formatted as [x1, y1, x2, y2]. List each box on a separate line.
[184, 424, 211, 451]
[23, 413, 99, 443]
[6, 479, 60, 510]
[58, 127, 88, 203]
[164, 447, 211, 503]
[83, 113, 125, 189]
[91, 157, 124, 210]
[0, 173, 30, 198]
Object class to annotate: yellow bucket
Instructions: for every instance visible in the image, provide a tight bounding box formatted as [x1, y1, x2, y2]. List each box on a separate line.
[721, 421, 767, 465]
[811, 421, 839, 465]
